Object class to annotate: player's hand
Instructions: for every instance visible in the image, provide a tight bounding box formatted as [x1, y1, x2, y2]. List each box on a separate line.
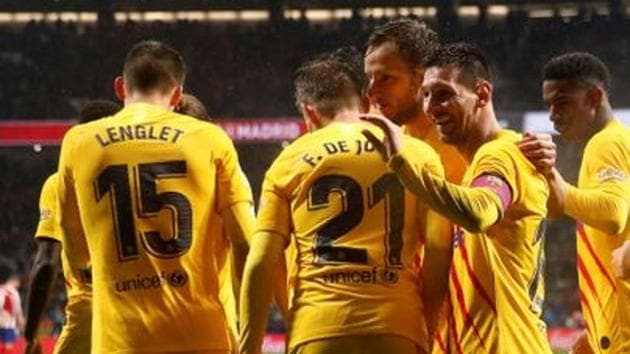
[570, 331, 595, 354]
[24, 340, 44, 354]
[612, 240, 630, 279]
[359, 114, 403, 161]
[517, 131, 557, 176]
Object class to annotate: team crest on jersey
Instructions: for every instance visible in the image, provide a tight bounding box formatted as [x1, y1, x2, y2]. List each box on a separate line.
[596, 167, 627, 183]
[39, 208, 51, 221]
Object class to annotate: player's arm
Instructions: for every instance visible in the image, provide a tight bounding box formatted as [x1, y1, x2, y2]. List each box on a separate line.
[547, 168, 630, 235]
[215, 129, 256, 318]
[24, 238, 61, 344]
[239, 189, 290, 354]
[25, 174, 63, 345]
[517, 132, 564, 218]
[362, 114, 506, 233]
[391, 155, 506, 233]
[563, 178, 629, 235]
[520, 132, 630, 232]
[560, 138, 629, 235]
[272, 254, 289, 323]
[421, 208, 452, 342]
[239, 231, 286, 354]
[222, 201, 255, 315]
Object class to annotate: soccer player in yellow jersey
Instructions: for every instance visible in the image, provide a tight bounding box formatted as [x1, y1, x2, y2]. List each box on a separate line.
[364, 43, 552, 354]
[519, 52, 630, 354]
[24, 100, 121, 354]
[239, 51, 452, 354]
[364, 20, 467, 352]
[56, 41, 254, 354]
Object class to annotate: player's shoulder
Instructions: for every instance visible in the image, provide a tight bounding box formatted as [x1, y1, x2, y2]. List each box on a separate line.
[587, 119, 630, 153]
[478, 129, 521, 156]
[473, 129, 538, 175]
[41, 173, 59, 193]
[165, 111, 236, 147]
[60, 120, 98, 152]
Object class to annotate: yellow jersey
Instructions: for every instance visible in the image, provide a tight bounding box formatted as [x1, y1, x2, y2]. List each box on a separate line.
[447, 130, 551, 353]
[56, 103, 253, 353]
[35, 173, 92, 354]
[574, 119, 630, 353]
[36, 173, 92, 300]
[256, 121, 445, 352]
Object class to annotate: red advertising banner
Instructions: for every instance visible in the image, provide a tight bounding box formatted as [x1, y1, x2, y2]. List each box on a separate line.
[0, 119, 306, 145]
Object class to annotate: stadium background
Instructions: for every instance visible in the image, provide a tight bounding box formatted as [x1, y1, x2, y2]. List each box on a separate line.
[2, 0, 630, 352]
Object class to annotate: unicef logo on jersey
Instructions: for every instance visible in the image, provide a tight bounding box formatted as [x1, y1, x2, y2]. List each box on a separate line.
[320, 267, 400, 286]
[167, 270, 188, 287]
[115, 269, 189, 293]
[453, 225, 464, 249]
[380, 268, 399, 285]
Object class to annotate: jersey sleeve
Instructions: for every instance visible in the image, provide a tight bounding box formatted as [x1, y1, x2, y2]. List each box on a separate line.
[56, 127, 90, 271]
[254, 149, 296, 243]
[565, 135, 630, 235]
[404, 137, 446, 179]
[389, 139, 508, 233]
[34, 174, 61, 241]
[214, 127, 254, 211]
[467, 141, 518, 209]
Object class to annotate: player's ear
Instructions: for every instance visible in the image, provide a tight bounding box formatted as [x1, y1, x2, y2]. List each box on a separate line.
[169, 85, 183, 110]
[302, 103, 321, 132]
[587, 85, 604, 109]
[476, 80, 492, 108]
[114, 76, 126, 101]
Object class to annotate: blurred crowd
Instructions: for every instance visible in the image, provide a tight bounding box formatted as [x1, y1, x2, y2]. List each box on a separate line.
[1, 8, 630, 120]
[3, 8, 630, 334]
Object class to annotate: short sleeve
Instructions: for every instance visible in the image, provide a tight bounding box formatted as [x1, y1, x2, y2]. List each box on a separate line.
[35, 173, 61, 241]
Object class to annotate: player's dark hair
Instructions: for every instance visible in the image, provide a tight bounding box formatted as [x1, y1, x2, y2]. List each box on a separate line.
[79, 99, 121, 124]
[123, 40, 186, 95]
[175, 94, 211, 122]
[0, 257, 16, 284]
[294, 48, 365, 117]
[366, 18, 439, 69]
[329, 46, 369, 94]
[542, 52, 610, 91]
[426, 42, 493, 87]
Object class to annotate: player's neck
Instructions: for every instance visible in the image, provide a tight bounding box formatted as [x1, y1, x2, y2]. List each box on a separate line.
[125, 93, 174, 111]
[458, 110, 502, 161]
[586, 104, 615, 141]
[403, 113, 434, 140]
[329, 109, 362, 125]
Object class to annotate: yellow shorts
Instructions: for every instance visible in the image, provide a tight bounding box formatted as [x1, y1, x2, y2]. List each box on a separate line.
[292, 334, 424, 354]
[54, 296, 91, 354]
